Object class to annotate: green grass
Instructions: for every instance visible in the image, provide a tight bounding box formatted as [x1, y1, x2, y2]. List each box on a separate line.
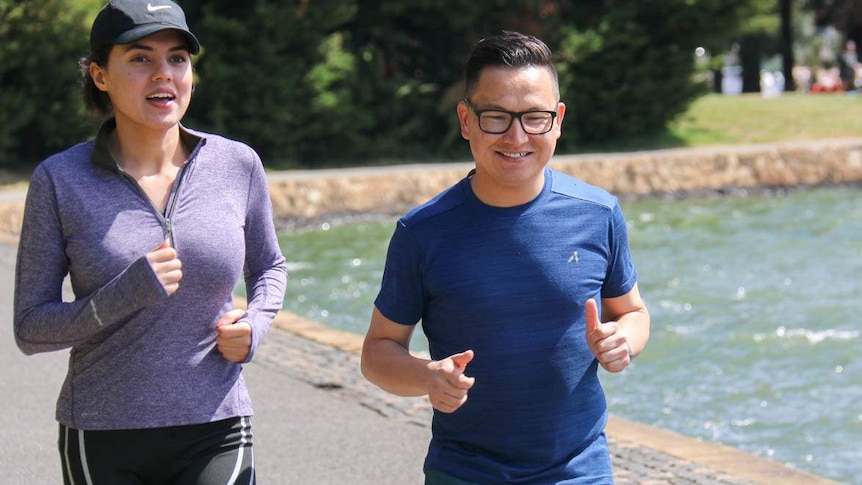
[667, 92, 862, 146]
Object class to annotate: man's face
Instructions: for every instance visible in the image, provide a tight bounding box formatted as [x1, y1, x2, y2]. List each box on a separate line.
[457, 65, 565, 207]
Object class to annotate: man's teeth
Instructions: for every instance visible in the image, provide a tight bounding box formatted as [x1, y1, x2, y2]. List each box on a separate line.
[147, 94, 174, 100]
[501, 152, 528, 158]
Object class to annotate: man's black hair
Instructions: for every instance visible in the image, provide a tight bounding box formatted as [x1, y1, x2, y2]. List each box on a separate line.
[464, 31, 558, 97]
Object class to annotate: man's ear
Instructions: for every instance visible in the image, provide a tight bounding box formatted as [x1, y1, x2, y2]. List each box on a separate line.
[457, 101, 471, 141]
[554, 102, 566, 140]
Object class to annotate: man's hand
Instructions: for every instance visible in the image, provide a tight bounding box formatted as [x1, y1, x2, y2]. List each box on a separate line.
[146, 239, 182, 295]
[216, 308, 252, 363]
[426, 350, 475, 413]
[585, 299, 631, 373]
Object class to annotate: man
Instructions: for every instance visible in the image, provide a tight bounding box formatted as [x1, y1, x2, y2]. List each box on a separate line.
[839, 39, 859, 92]
[361, 31, 649, 484]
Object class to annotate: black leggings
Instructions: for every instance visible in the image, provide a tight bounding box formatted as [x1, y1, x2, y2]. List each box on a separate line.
[59, 416, 255, 485]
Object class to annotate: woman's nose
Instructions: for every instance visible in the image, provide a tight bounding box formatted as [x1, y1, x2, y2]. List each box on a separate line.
[151, 58, 172, 82]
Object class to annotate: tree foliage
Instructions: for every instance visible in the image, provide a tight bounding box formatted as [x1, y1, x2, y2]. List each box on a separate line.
[0, 0, 96, 166]
[179, 0, 359, 165]
[3, 0, 767, 168]
[548, 0, 759, 148]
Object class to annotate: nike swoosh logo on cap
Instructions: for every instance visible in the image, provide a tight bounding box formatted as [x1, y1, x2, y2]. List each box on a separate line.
[147, 3, 172, 11]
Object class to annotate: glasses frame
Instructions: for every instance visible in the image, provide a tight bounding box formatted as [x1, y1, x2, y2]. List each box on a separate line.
[463, 98, 558, 135]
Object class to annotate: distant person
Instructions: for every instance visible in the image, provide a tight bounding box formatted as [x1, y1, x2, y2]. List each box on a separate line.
[13, 0, 287, 483]
[839, 39, 859, 92]
[361, 31, 650, 484]
[812, 63, 842, 93]
[792, 65, 813, 92]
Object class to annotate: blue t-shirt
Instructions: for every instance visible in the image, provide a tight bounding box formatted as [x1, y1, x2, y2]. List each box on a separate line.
[375, 168, 637, 484]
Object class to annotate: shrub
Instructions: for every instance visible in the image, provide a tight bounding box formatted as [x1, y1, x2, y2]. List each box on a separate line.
[0, 0, 97, 166]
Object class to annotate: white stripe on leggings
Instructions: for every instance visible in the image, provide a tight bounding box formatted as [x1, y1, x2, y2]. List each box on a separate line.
[249, 444, 255, 485]
[77, 429, 94, 485]
[62, 426, 76, 485]
[226, 416, 252, 485]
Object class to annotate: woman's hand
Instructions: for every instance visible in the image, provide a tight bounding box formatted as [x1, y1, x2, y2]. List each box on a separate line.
[216, 308, 252, 363]
[146, 239, 182, 295]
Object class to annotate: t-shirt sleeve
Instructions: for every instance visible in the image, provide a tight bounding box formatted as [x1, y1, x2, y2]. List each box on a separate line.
[373, 220, 424, 326]
[602, 202, 638, 298]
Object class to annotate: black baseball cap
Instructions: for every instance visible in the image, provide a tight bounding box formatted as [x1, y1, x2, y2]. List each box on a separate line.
[90, 0, 201, 55]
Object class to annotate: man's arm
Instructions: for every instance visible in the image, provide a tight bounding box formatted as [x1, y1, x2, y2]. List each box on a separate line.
[361, 307, 475, 413]
[586, 282, 650, 373]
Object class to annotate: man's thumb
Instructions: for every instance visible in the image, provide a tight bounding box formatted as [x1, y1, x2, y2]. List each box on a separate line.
[585, 298, 600, 335]
[451, 349, 474, 370]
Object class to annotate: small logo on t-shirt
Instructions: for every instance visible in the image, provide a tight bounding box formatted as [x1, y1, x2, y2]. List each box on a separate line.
[567, 250, 579, 263]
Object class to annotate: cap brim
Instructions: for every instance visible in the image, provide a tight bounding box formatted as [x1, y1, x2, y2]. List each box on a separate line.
[113, 25, 201, 54]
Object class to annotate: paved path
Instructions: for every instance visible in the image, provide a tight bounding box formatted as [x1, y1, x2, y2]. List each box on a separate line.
[0, 237, 845, 484]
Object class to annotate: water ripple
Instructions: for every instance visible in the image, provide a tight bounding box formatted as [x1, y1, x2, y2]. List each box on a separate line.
[753, 326, 861, 344]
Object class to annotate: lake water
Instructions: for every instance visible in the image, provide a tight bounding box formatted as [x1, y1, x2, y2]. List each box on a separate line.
[276, 185, 862, 484]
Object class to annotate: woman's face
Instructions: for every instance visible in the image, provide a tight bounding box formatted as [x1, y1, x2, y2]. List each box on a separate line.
[90, 29, 194, 134]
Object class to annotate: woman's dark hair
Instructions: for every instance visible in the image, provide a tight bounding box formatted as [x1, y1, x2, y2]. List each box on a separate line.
[464, 31, 558, 98]
[79, 44, 114, 117]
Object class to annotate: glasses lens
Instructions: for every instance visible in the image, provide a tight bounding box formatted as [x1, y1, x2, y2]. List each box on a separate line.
[521, 112, 554, 134]
[477, 110, 554, 134]
[478, 111, 513, 134]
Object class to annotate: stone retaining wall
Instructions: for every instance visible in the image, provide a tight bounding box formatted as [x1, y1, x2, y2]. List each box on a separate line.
[265, 138, 862, 223]
[2, 138, 861, 241]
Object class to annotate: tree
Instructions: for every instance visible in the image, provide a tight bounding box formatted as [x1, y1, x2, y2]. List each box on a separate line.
[182, 0, 548, 165]
[0, 1, 827, 167]
[177, 1, 767, 163]
[781, 0, 797, 91]
[179, 0, 359, 166]
[807, 0, 862, 43]
[0, 0, 96, 166]
[547, 0, 758, 149]
[343, 0, 550, 162]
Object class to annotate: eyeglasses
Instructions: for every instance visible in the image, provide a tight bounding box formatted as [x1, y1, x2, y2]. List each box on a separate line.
[463, 98, 558, 135]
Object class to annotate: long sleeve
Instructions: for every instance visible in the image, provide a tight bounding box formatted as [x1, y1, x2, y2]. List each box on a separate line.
[13, 164, 167, 355]
[240, 152, 287, 363]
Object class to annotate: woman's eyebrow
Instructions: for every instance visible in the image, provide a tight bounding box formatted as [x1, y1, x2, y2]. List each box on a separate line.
[122, 43, 190, 53]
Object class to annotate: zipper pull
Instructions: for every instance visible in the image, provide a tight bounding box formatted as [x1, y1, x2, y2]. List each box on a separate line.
[165, 219, 174, 248]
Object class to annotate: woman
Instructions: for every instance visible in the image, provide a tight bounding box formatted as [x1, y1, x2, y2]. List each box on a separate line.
[13, 1, 287, 483]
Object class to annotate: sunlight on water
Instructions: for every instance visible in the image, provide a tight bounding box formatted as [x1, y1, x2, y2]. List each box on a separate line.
[754, 326, 861, 344]
[278, 219, 391, 334]
[276, 186, 862, 484]
[609, 187, 862, 484]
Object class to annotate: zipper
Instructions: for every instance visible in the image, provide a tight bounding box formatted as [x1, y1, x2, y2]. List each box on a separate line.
[164, 217, 174, 248]
[162, 163, 188, 247]
[116, 162, 190, 249]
